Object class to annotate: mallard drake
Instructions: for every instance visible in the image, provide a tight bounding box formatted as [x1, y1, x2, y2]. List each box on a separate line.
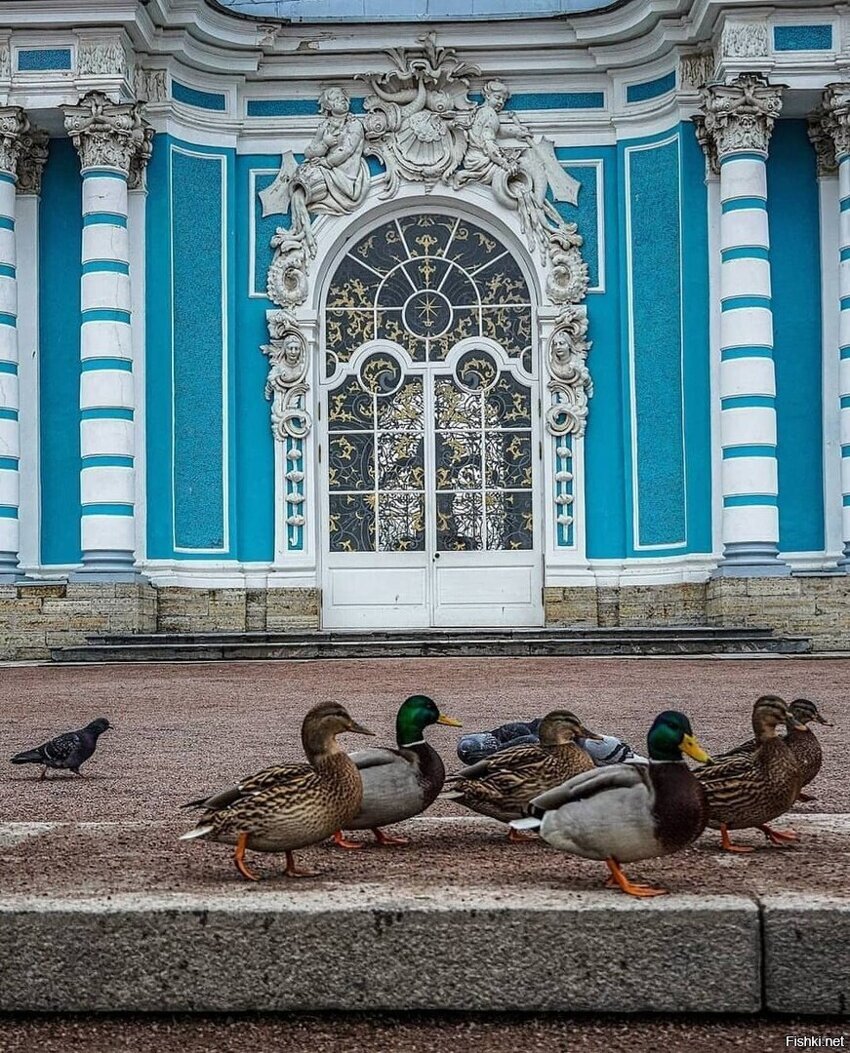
[693, 695, 808, 852]
[510, 711, 710, 897]
[180, 701, 373, 880]
[333, 694, 462, 849]
[714, 697, 832, 802]
[441, 710, 603, 840]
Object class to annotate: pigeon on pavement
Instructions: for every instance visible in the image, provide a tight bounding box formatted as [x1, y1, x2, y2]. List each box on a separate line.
[10, 717, 111, 779]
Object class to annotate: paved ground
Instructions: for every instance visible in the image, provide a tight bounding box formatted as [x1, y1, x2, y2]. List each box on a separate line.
[0, 1012, 847, 1052]
[0, 656, 847, 895]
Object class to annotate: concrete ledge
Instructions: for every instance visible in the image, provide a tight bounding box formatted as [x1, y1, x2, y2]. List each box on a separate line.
[0, 890, 760, 1014]
[763, 895, 850, 1014]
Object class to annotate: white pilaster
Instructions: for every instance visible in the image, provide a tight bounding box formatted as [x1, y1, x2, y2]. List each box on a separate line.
[696, 73, 788, 576]
[15, 127, 49, 575]
[817, 86, 850, 570]
[0, 108, 33, 581]
[64, 91, 152, 580]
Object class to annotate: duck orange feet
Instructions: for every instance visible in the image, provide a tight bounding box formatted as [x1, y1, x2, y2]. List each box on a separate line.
[234, 832, 260, 882]
[604, 858, 666, 898]
[720, 823, 755, 853]
[372, 828, 409, 846]
[508, 826, 535, 843]
[284, 850, 318, 878]
[332, 830, 363, 850]
[760, 824, 798, 847]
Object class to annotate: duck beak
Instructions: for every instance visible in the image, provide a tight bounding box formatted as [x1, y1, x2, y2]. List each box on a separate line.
[788, 717, 810, 733]
[681, 733, 711, 764]
[815, 712, 834, 727]
[579, 727, 604, 741]
[346, 720, 375, 737]
[437, 713, 463, 728]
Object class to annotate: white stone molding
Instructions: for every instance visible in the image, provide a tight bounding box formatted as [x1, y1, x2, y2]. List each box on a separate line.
[16, 127, 49, 198]
[816, 84, 850, 569]
[64, 91, 151, 177]
[697, 73, 783, 169]
[808, 110, 839, 180]
[679, 50, 716, 93]
[134, 67, 168, 104]
[720, 22, 769, 61]
[262, 309, 311, 442]
[261, 33, 590, 446]
[696, 73, 788, 577]
[0, 107, 27, 580]
[64, 93, 154, 580]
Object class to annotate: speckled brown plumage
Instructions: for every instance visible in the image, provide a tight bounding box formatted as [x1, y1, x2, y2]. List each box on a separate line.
[714, 697, 828, 790]
[694, 696, 804, 831]
[444, 710, 598, 824]
[180, 702, 373, 863]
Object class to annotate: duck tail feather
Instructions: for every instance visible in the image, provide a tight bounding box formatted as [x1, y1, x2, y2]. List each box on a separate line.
[510, 817, 542, 832]
[179, 825, 214, 841]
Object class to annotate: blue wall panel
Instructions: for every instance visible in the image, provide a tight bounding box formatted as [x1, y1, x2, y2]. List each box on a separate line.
[559, 146, 628, 560]
[236, 154, 276, 562]
[679, 122, 713, 556]
[171, 147, 227, 550]
[768, 119, 824, 553]
[625, 134, 686, 549]
[146, 137, 237, 558]
[40, 138, 82, 565]
[553, 155, 601, 290]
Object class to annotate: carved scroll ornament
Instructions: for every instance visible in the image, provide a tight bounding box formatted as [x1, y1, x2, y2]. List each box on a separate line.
[260, 33, 593, 441]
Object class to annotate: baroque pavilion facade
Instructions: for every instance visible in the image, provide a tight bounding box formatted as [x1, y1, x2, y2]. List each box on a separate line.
[1, 0, 850, 652]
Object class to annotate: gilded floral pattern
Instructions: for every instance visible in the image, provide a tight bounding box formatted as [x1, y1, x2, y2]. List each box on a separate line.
[324, 213, 532, 366]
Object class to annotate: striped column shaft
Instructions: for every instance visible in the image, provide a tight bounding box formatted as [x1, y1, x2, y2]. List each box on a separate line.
[0, 166, 20, 578]
[78, 166, 136, 576]
[716, 150, 787, 574]
[839, 155, 850, 566]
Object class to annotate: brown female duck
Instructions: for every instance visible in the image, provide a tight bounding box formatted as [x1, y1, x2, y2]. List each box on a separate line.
[441, 710, 602, 839]
[714, 697, 832, 802]
[694, 695, 808, 852]
[180, 701, 373, 879]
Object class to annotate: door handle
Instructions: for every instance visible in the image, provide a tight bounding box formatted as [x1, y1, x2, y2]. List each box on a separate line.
[433, 553, 440, 560]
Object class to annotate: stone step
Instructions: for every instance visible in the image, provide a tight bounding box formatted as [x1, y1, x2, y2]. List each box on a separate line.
[50, 626, 811, 662]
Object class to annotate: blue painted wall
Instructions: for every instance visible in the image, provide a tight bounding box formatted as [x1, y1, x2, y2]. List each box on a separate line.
[235, 154, 276, 562]
[40, 138, 82, 565]
[145, 136, 238, 559]
[768, 119, 824, 553]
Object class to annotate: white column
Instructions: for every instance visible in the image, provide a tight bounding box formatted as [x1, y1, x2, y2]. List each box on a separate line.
[15, 126, 48, 575]
[697, 73, 788, 576]
[0, 109, 28, 581]
[64, 92, 152, 580]
[818, 86, 850, 570]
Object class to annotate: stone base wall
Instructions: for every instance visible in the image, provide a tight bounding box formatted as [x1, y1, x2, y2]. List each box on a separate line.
[546, 577, 850, 651]
[156, 588, 320, 634]
[0, 583, 157, 661]
[1, 579, 848, 660]
[544, 583, 709, 629]
[706, 576, 850, 652]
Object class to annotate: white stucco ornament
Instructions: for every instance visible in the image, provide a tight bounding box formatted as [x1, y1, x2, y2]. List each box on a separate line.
[546, 306, 593, 437]
[694, 72, 783, 176]
[262, 310, 311, 441]
[261, 32, 591, 441]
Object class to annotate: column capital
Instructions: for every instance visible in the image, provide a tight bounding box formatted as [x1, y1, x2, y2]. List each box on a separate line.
[695, 72, 784, 174]
[16, 126, 49, 196]
[64, 91, 152, 178]
[0, 107, 29, 178]
[815, 84, 850, 168]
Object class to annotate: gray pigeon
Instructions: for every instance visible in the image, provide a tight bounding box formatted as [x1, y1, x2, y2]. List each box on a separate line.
[10, 717, 111, 779]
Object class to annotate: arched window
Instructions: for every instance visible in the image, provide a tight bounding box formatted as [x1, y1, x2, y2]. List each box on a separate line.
[324, 213, 533, 375]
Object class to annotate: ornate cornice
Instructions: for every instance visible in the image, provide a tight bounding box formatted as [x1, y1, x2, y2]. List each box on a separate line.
[0, 107, 29, 178]
[817, 85, 850, 169]
[695, 73, 783, 175]
[16, 127, 49, 196]
[64, 91, 152, 178]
